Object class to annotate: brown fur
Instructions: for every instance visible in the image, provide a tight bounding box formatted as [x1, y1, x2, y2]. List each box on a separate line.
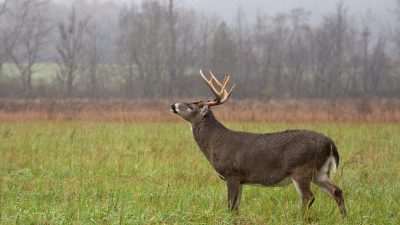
[171, 102, 347, 218]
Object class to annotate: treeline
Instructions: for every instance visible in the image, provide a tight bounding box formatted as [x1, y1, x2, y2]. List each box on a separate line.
[0, 0, 400, 99]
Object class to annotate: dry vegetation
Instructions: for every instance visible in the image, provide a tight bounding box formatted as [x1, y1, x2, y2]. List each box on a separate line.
[0, 98, 399, 123]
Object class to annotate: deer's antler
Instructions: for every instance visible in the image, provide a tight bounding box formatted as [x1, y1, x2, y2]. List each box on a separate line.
[199, 70, 236, 106]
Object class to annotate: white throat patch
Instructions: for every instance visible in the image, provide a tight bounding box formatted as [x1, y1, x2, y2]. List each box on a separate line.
[188, 123, 192, 132]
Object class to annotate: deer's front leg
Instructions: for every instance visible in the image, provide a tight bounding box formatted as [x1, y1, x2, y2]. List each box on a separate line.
[227, 176, 242, 211]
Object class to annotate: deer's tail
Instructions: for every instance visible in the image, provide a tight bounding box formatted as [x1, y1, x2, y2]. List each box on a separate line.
[330, 142, 339, 173]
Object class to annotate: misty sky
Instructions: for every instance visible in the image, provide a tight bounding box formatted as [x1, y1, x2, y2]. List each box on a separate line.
[185, 0, 397, 24]
[80, 0, 398, 25]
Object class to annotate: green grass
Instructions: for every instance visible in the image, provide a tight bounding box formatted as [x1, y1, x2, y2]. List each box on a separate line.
[2, 63, 57, 80]
[0, 122, 399, 224]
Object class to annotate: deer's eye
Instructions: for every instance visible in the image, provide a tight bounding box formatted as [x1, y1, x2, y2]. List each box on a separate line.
[188, 105, 194, 110]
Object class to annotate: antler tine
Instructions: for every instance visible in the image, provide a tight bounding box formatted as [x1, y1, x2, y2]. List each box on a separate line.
[209, 70, 230, 95]
[200, 70, 224, 99]
[219, 82, 237, 104]
[223, 74, 230, 85]
[221, 74, 230, 90]
[208, 70, 223, 87]
[228, 82, 237, 95]
[199, 70, 236, 107]
[208, 70, 231, 90]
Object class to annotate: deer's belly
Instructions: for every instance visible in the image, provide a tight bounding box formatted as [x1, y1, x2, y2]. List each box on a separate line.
[270, 176, 292, 187]
[243, 174, 292, 187]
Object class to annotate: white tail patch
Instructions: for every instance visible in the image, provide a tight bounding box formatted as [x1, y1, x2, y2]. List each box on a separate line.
[317, 146, 338, 182]
[330, 144, 337, 173]
[330, 156, 337, 173]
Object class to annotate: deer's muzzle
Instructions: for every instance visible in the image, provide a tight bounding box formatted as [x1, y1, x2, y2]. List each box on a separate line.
[170, 104, 178, 114]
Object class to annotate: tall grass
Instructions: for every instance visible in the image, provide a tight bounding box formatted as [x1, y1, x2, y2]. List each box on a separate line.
[0, 122, 399, 224]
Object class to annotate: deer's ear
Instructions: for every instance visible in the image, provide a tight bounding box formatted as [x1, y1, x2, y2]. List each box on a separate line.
[201, 105, 209, 116]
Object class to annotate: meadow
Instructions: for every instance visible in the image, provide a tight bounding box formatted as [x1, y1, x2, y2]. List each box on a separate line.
[0, 121, 399, 224]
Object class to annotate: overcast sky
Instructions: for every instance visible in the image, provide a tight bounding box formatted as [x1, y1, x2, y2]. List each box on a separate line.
[181, 0, 397, 25]
[67, 0, 398, 25]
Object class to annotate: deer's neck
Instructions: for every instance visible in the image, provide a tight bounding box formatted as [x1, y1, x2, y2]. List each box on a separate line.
[191, 111, 229, 163]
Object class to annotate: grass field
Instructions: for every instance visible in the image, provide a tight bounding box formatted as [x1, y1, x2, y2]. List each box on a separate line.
[0, 122, 399, 224]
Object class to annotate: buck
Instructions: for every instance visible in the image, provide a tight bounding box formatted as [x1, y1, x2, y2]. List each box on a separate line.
[170, 70, 347, 218]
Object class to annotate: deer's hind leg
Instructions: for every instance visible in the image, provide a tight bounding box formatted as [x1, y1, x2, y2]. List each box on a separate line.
[314, 178, 347, 218]
[291, 171, 315, 216]
[313, 161, 347, 218]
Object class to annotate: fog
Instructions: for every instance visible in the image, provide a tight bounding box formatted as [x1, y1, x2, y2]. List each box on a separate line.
[61, 0, 398, 24]
[185, 0, 396, 25]
[1, 0, 400, 98]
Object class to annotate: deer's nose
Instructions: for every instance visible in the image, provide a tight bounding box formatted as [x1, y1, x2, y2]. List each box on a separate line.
[170, 104, 177, 113]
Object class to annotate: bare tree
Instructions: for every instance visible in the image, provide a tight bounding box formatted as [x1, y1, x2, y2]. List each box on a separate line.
[0, 0, 7, 15]
[369, 36, 388, 94]
[170, 8, 200, 97]
[286, 8, 312, 97]
[166, 0, 177, 96]
[252, 13, 273, 97]
[118, 1, 166, 97]
[198, 15, 220, 70]
[393, 1, 400, 96]
[118, 1, 200, 98]
[312, 3, 352, 97]
[118, 4, 143, 97]
[3, 0, 51, 95]
[84, 23, 102, 97]
[212, 22, 236, 73]
[395, 0, 400, 59]
[56, 7, 90, 97]
[269, 14, 290, 97]
[233, 7, 256, 96]
[0, 0, 8, 77]
[361, 24, 371, 94]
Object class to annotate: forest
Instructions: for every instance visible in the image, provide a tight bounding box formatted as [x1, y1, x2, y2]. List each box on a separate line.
[0, 0, 400, 99]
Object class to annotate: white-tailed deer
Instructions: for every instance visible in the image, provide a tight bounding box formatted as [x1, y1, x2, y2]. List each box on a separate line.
[170, 70, 347, 218]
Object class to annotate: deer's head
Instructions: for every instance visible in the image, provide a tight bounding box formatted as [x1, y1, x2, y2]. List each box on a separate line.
[170, 70, 236, 124]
